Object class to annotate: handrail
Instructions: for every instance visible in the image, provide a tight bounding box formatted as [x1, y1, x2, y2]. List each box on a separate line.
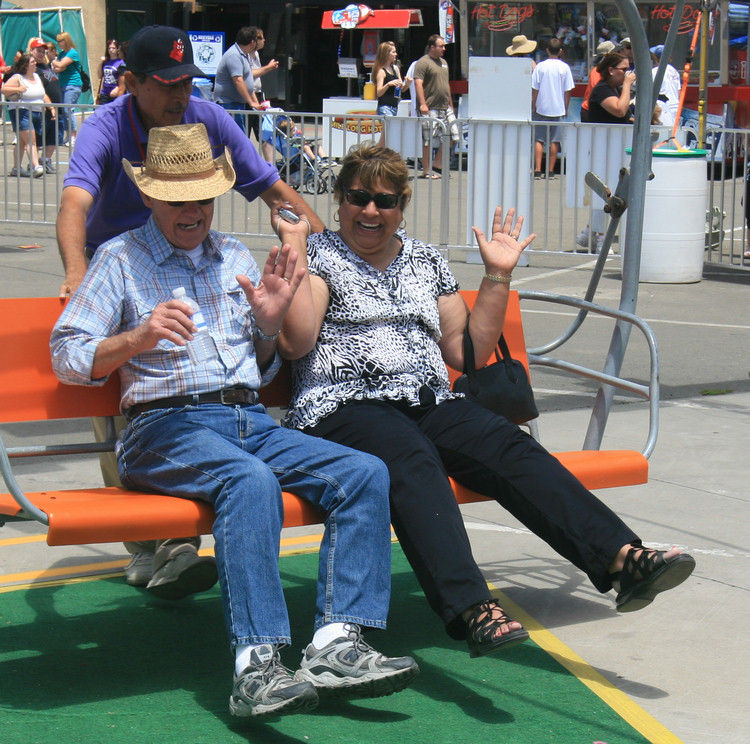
[518, 290, 660, 459]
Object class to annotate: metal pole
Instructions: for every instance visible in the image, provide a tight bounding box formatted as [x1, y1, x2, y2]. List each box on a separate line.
[698, 5, 710, 148]
[583, 0, 658, 451]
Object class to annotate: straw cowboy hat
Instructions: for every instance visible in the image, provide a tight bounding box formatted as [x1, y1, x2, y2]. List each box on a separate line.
[122, 123, 235, 202]
[506, 35, 537, 56]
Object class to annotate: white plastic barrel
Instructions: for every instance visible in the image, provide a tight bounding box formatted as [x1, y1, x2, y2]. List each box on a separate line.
[626, 148, 708, 283]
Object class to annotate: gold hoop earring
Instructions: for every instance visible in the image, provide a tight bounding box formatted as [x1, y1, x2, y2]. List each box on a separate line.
[333, 209, 340, 223]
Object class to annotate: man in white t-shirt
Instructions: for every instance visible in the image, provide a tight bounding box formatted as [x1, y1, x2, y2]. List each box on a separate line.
[531, 38, 574, 179]
[650, 44, 681, 127]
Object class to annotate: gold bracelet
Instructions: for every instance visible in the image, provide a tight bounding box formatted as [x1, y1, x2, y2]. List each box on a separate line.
[484, 272, 512, 284]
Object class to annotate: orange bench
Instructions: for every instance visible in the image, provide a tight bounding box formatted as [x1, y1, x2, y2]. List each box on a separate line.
[0, 293, 648, 547]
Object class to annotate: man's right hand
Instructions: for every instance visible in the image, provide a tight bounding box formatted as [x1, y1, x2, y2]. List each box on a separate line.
[59, 271, 85, 299]
[57, 186, 95, 299]
[90, 300, 196, 380]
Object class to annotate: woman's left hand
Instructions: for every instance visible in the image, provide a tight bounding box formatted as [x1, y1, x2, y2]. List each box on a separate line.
[471, 206, 536, 278]
[237, 244, 307, 336]
[272, 204, 312, 244]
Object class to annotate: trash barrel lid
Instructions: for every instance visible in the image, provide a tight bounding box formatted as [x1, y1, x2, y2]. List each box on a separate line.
[626, 147, 709, 157]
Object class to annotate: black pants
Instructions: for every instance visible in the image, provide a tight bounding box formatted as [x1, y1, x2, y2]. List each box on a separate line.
[304, 395, 638, 639]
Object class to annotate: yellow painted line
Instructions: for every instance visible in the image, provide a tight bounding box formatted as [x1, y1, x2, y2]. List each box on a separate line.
[492, 586, 684, 744]
[0, 534, 48, 546]
[0, 532, 323, 548]
[0, 534, 325, 588]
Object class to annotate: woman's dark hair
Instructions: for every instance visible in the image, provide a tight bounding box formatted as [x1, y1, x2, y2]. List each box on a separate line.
[12, 53, 32, 76]
[334, 144, 412, 210]
[105, 39, 121, 56]
[596, 52, 627, 81]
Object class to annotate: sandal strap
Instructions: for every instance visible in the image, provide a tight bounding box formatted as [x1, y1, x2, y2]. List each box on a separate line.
[612, 543, 664, 594]
[466, 599, 515, 639]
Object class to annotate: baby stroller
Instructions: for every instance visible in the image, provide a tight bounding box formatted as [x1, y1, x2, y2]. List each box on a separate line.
[261, 109, 337, 194]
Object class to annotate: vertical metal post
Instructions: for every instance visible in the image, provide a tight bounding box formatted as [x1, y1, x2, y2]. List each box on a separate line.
[583, 0, 671, 451]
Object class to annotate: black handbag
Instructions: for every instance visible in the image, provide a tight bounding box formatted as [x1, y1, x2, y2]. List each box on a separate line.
[453, 322, 538, 425]
[79, 63, 91, 93]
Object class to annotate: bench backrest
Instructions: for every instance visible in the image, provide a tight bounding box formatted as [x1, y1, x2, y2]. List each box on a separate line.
[0, 297, 122, 424]
[0, 291, 529, 421]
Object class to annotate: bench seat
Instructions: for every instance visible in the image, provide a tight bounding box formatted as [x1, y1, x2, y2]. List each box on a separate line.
[0, 447, 648, 547]
[0, 294, 649, 547]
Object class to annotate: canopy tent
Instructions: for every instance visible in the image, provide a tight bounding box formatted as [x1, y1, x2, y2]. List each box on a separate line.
[0, 7, 91, 104]
[321, 8, 422, 30]
[322, 6, 423, 95]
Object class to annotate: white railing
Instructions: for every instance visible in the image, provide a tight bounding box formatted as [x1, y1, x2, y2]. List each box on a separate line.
[1, 103, 748, 270]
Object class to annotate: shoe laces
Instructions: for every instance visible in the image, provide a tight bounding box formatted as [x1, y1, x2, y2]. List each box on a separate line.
[247, 646, 293, 683]
[341, 623, 374, 658]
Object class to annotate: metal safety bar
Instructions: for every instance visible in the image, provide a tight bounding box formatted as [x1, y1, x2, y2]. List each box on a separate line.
[518, 291, 660, 458]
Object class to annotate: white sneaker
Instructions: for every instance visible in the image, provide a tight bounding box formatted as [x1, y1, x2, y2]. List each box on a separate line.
[230, 645, 318, 718]
[32, 164, 44, 178]
[295, 623, 419, 697]
[145, 548, 218, 599]
[124, 551, 154, 586]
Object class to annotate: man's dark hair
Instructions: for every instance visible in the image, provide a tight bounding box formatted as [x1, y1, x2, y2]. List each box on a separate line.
[427, 34, 443, 49]
[236, 26, 260, 46]
[547, 38, 562, 56]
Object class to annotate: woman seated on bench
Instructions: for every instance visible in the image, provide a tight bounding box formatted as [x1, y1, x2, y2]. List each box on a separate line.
[281, 144, 696, 657]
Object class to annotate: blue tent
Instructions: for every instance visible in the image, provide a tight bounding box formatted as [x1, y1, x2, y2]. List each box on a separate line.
[0, 7, 91, 104]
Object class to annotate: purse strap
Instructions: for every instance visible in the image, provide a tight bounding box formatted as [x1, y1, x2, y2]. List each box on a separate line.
[461, 316, 519, 383]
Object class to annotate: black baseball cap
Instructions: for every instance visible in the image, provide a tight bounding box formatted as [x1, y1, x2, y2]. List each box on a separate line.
[126, 25, 203, 84]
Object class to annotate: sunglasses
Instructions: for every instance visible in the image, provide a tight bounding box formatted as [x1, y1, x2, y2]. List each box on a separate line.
[344, 188, 401, 210]
[166, 198, 215, 207]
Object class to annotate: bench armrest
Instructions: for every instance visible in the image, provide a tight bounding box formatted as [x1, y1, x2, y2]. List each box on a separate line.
[518, 291, 659, 458]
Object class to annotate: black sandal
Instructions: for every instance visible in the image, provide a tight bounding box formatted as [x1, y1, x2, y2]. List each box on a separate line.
[465, 599, 529, 658]
[610, 544, 696, 613]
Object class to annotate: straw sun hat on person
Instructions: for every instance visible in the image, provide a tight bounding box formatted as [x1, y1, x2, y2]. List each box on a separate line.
[122, 123, 236, 202]
[506, 35, 537, 56]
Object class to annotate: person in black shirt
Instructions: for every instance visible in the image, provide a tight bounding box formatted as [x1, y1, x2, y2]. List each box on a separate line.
[588, 52, 635, 124]
[29, 38, 60, 173]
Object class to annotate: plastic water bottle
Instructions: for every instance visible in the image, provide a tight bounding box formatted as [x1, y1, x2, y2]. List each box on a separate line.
[172, 287, 218, 365]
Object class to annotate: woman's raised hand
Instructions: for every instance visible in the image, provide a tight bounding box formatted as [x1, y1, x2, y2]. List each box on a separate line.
[471, 206, 536, 278]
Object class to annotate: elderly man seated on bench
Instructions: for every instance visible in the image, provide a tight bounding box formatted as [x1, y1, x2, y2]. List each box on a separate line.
[50, 122, 418, 719]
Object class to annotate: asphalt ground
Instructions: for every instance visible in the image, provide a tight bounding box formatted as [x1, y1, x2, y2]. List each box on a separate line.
[0, 205, 749, 743]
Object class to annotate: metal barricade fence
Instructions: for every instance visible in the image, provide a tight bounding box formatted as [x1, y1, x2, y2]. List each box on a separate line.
[1, 103, 748, 272]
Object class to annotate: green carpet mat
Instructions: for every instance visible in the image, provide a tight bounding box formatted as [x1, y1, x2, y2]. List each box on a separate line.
[0, 546, 653, 744]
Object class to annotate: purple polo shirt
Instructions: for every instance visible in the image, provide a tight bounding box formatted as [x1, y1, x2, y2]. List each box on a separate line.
[64, 94, 279, 253]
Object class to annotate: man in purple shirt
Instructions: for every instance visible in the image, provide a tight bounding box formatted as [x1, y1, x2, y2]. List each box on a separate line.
[57, 25, 322, 299]
[55, 25, 323, 599]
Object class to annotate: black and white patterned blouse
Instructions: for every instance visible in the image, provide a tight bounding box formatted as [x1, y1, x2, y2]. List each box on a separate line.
[284, 228, 461, 430]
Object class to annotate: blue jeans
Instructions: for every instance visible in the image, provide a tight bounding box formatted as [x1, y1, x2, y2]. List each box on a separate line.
[61, 84, 82, 135]
[117, 403, 392, 649]
[10, 107, 42, 133]
[217, 101, 247, 133]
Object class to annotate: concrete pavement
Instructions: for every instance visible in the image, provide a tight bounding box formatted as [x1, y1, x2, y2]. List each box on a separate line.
[1, 219, 749, 743]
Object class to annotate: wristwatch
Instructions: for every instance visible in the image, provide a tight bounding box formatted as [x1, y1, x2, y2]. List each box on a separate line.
[252, 325, 280, 342]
